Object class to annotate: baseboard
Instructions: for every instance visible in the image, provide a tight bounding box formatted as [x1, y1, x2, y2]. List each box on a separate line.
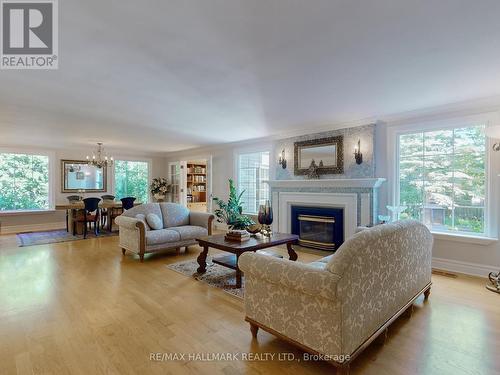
[432, 257, 497, 278]
[0, 222, 66, 235]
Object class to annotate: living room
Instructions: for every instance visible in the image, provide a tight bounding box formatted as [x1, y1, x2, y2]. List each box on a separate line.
[1, 1, 499, 374]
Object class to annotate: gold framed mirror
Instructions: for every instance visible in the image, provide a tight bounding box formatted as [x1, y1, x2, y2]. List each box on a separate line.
[61, 160, 107, 193]
[294, 136, 344, 175]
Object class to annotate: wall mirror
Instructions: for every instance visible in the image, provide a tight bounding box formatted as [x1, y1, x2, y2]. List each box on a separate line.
[294, 136, 344, 175]
[61, 160, 107, 192]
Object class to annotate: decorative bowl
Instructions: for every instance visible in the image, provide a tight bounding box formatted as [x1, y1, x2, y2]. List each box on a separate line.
[246, 224, 262, 234]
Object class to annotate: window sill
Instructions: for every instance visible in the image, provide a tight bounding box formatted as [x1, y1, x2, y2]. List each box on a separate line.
[431, 231, 498, 246]
[0, 209, 56, 216]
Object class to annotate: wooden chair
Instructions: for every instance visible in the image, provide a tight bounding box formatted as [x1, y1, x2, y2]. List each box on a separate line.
[100, 194, 115, 230]
[107, 197, 136, 232]
[73, 198, 101, 239]
[120, 197, 136, 210]
[107, 206, 122, 232]
[66, 195, 82, 232]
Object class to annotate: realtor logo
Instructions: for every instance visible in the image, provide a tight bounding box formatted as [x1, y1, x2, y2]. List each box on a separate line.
[1, 0, 58, 69]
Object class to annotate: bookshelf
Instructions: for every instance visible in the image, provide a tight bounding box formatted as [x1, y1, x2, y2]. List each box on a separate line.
[186, 162, 207, 212]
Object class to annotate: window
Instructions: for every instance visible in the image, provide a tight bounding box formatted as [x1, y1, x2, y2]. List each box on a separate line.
[237, 151, 270, 214]
[114, 160, 149, 203]
[0, 152, 50, 211]
[397, 124, 486, 235]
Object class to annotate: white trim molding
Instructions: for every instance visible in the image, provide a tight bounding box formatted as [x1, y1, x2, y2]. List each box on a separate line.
[266, 178, 386, 189]
[432, 231, 498, 246]
[0, 222, 65, 235]
[432, 257, 498, 278]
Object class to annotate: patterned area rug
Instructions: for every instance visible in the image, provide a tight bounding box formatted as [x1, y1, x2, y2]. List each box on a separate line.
[17, 229, 118, 247]
[167, 256, 244, 299]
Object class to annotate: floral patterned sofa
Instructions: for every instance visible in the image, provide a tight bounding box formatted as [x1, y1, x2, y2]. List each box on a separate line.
[115, 203, 214, 261]
[238, 220, 433, 373]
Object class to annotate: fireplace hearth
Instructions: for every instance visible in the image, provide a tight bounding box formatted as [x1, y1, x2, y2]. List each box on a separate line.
[291, 206, 344, 251]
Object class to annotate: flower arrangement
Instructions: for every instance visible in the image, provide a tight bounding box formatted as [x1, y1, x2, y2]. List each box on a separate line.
[150, 178, 171, 198]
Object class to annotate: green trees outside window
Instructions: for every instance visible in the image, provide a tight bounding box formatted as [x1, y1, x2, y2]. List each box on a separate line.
[0, 153, 50, 211]
[398, 125, 486, 234]
[114, 160, 149, 203]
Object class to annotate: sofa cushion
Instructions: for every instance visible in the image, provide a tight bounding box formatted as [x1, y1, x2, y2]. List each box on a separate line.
[146, 213, 163, 230]
[122, 203, 163, 224]
[170, 225, 208, 241]
[325, 220, 432, 276]
[146, 229, 181, 246]
[160, 203, 190, 228]
[135, 214, 150, 231]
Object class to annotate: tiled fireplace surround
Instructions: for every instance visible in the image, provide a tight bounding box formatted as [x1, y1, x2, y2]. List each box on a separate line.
[267, 178, 386, 241]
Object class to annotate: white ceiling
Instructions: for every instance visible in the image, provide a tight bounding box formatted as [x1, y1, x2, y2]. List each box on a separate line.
[1, 0, 500, 153]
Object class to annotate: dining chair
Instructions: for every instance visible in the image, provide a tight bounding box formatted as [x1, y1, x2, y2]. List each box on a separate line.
[73, 197, 101, 239]
[107, 197, 136, 232]
[66, 195, 83, 231]
[100, 195, 116, 230]
[120, 197, 136, 210]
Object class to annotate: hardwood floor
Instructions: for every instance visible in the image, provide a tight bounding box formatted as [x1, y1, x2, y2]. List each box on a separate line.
[0, 234, 499, 375]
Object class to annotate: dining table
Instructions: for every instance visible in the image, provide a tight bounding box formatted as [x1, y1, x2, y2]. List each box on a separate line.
[55, 200, 141, 234]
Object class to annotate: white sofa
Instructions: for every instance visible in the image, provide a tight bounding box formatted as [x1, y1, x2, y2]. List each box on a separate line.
[238, 220, 433, 372]
[115, 203, 214, 261]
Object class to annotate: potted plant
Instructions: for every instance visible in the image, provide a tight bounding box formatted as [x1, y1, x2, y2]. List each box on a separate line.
[150, 178, 171, 202]
[212, 179, 254, 230]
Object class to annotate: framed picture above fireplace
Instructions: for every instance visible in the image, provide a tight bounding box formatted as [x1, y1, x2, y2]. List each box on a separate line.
[294, 136, 344, 175]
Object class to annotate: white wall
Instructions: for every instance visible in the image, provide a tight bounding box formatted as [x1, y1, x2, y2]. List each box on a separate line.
[0, 145, 166, 233]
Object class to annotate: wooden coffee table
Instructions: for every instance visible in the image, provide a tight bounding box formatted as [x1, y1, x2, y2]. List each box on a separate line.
[196, 233, 299, 288]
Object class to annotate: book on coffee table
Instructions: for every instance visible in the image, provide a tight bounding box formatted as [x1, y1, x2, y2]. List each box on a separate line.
[225, 230, 251, 242]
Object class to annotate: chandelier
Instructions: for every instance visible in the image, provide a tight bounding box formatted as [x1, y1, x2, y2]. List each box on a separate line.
[86, 142, 114, 168]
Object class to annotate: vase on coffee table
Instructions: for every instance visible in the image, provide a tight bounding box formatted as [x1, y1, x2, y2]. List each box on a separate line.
[258, 201, 273, 237]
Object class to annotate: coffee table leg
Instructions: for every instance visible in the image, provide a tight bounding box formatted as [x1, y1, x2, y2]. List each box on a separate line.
[287, 242, 298, 261]
[197, 245, 209, 273]
[236, 254, 242, 288]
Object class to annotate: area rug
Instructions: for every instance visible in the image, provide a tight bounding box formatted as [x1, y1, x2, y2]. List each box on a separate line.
[17, 229, 118, 247]
[167, 256, 244, 299]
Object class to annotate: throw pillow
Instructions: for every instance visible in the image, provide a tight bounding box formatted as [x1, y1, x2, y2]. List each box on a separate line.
[135, 214, 150, 231]
[146, 213, 163, 230]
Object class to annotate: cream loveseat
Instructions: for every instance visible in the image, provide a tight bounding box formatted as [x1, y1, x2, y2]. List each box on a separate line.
[239, 220, 433, 373]
[115, 203, 214, 261]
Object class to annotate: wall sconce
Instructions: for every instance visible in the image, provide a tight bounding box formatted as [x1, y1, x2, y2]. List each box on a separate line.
[485, 125, 500, 152]
[354, 139, 363, 165]
[278, 149, 287, 169]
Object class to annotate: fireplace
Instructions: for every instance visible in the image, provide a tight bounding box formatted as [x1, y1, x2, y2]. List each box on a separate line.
[291, 206, 344, 251]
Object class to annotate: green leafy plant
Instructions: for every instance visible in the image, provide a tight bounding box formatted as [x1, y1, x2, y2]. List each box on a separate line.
[212, 179, 254, 230]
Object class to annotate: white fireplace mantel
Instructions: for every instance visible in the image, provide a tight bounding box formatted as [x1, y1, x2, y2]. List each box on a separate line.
[265, 178, 386, 189]
[268, 178, 386, 237]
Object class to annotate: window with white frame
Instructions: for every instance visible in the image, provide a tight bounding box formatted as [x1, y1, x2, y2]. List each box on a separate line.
[114, 160, 150, 203]
[397, 124, 487, 235]
[237, 151, 270, 214]
[0, 152, 51, 211]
